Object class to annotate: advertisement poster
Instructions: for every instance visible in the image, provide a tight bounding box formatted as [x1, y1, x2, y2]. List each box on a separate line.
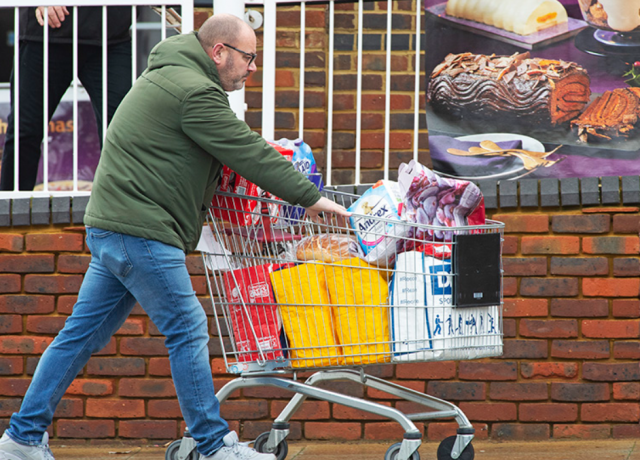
[424, 0, 640, 181]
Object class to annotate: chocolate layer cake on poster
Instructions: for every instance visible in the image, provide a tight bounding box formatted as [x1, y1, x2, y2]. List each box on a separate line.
[427, 52, 591, 127]
[572, 87, 640, 142]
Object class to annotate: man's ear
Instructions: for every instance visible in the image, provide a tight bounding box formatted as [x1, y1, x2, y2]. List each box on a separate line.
[209, 43, 225, 65]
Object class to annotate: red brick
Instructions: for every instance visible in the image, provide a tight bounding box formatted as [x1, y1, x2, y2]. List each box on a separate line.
[583, 278, 640, 297]
[0, 357, 23, 375]
[119, 420, 177, 439]
[360, 132, 412, 150]
[115, 318, 145, 336]
[550, 299, 608, 318]
[26, 316, 66, 334]
[582, 207, 639, 213]
[583, 363, 640, 381]
[458, 362, 517, 381]
[0, 379, 31, 396]
[583, 236, 639, 255]
[0, 234, 24, 252]
[94, 338, 116, 356]
[553, 424, 611, 439]
[148, 358, 171, 377]
[549, 257, 609, 276]
[0, 336, 52, 354]
[520, 403, 577, 422]
[551, 340, 610, 359]
[0, 255, 54, 273]
[304, 422, 361, 440]
[582, 403, 640, 422]
[502, 236, 518, 255]
[120, 338, 168, 355]
[458, 402, 516, 421]
[520, 278, 579, 297]
[0, 296, 54, 314]
[491, 214, 549, 233]
[503, 277, 517, 296]
[395, 361, 456, 380]
[503, 319, 516, 338]
[0, 399, 22, 417]
[52, 398, 83, 418]
[502, 257, 547, 276]
[86, 399, 145, 418]
[0, 275, 21, 293]
[552, 214, 610, 233]
[502, 299, 548, 317]
[148, 399, 182, 418]
[521, 236, 579, 255]
[501, 340, 548, 359]
[583, 320, 639, 339]
[87, 358, 146, 376]
[613, 341, 640, 359]
[65, 379, 114, 396]
[613, 258, 640, 277]
[520, 319, 578, 338]
[613, 214, 640, 233]
[119, 379, 176, 398]
[57, 296, 77, 315]
[551, 382, 609, 402]
[521, 362, 578, 379]
[613, 382, 640, 401]
[426, 382, 485, 401]
[489, 382, 548, 401]
[492, 423, 550, 440]
[0, 315, 22, 334]
[270, 401, 329, 420]
[57, 420, 115, 438]
[364, 421, 424, 440]
[613, 425, 640, 439]
[57, 254, 91, 274]
[613, 299, 640, 318]
[25, 233, 84, 252]
[24, 275, 82, 294]
[333, 403, 391, 421]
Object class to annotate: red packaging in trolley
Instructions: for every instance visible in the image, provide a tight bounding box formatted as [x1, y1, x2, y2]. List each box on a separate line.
[223, 264, 288, 363]
[213, 143, 293, 226]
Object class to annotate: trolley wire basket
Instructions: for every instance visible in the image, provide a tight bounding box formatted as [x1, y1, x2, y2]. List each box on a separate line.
[166, 188, 504, 460]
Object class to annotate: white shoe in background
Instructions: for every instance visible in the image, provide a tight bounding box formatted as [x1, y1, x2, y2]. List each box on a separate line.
[200, 432, 276, 460]
[0, 432, 55, 460]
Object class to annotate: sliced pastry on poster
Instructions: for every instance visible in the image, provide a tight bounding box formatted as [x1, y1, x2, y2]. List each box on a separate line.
[424, 0, 640, 180]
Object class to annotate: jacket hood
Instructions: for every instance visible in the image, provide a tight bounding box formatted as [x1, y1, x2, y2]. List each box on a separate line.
[146, 32, 222, 86]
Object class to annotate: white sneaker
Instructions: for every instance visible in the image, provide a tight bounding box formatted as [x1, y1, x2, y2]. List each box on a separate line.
[0, 432, 55, 460]
[201, 432, 276, 460]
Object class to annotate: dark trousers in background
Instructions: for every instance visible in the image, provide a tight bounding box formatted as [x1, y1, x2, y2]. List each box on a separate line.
[0, 40, 132, 191]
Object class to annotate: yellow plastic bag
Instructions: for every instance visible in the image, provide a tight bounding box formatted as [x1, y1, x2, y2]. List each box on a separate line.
[325, 257, 391, 365]
[271, 263, 343, 368]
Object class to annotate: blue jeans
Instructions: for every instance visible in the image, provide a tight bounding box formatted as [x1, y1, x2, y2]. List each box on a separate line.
[7, 227, 229, 455]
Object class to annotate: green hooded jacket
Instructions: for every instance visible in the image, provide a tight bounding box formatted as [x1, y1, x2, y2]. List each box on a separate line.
[84, 32, 322, 253]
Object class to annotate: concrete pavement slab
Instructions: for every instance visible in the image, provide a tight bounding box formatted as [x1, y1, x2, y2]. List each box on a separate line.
[47, 440, 639, 460]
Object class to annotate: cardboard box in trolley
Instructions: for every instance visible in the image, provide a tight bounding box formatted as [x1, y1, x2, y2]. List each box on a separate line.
[223, 264, 287, 363]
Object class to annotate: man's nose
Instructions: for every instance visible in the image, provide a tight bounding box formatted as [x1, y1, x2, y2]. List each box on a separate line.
[248, 60, 257, 73]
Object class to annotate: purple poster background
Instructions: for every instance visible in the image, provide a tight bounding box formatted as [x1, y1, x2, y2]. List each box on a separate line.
[424, 0, 640, 180]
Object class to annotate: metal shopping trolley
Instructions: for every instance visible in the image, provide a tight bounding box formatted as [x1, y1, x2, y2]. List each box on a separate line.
[165, 189, 504, 460]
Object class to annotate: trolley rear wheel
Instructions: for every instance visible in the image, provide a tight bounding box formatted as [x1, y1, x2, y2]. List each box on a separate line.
[384, 442, 420, 460]
[253, 431, 288, 460]
[436, 436, 474, 460]
[165, 439, 198, 460]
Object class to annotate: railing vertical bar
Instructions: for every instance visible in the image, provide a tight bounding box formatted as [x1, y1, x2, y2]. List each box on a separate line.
[383, 0, 392, 181]
[132, 5, 137, 85]
[298, 1, 305, 139]
[42, 6, 49, 192]
[161, 5, 167, 41]
[102, 5, 108, 144]
[262, 0, 277, 141]
[73, 6, 79, 191]
[181, 0, 194, 33]
[355, 0, 363, 186]
[413, 0, 422, 162]
[13, 7, 20, 191]
[326, 0, 334, 187]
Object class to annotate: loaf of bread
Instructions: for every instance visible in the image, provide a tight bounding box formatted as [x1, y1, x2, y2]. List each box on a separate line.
[296, 234, 359, 263]
[446, 0, 568, 36]
[428, 52, 591, 127]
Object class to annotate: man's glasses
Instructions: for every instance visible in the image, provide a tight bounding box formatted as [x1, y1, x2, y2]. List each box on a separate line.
[223, 43, 257, 66]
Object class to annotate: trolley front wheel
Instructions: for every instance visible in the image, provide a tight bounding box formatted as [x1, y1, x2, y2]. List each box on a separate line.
[436, 436, 474, 460]
[253, 432, 288, 460]
[384, 442, 420, 460]
[165, 439, 198, 460]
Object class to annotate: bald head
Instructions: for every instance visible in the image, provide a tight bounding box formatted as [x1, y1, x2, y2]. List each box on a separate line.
[197, 13, 254, 50]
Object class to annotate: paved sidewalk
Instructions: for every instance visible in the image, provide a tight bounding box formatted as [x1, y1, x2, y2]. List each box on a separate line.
[48, 439, 640, 459]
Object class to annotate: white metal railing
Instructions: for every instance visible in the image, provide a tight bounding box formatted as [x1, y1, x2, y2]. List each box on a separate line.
[0, 1, 193, 198]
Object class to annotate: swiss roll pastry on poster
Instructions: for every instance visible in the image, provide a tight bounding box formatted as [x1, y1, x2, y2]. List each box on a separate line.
[424, 0, 640, 181]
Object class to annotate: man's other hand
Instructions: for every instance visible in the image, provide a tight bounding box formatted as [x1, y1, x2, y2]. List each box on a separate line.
[36, 6, 70, 28]
[305, 197, 351, 221]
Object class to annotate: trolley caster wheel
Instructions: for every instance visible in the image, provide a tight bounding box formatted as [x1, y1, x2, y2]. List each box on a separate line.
[436, 436, 474, 460]
[165, 439, 198, 460]
[384, 442, 420, 460]
[254, 432, 288, 460]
